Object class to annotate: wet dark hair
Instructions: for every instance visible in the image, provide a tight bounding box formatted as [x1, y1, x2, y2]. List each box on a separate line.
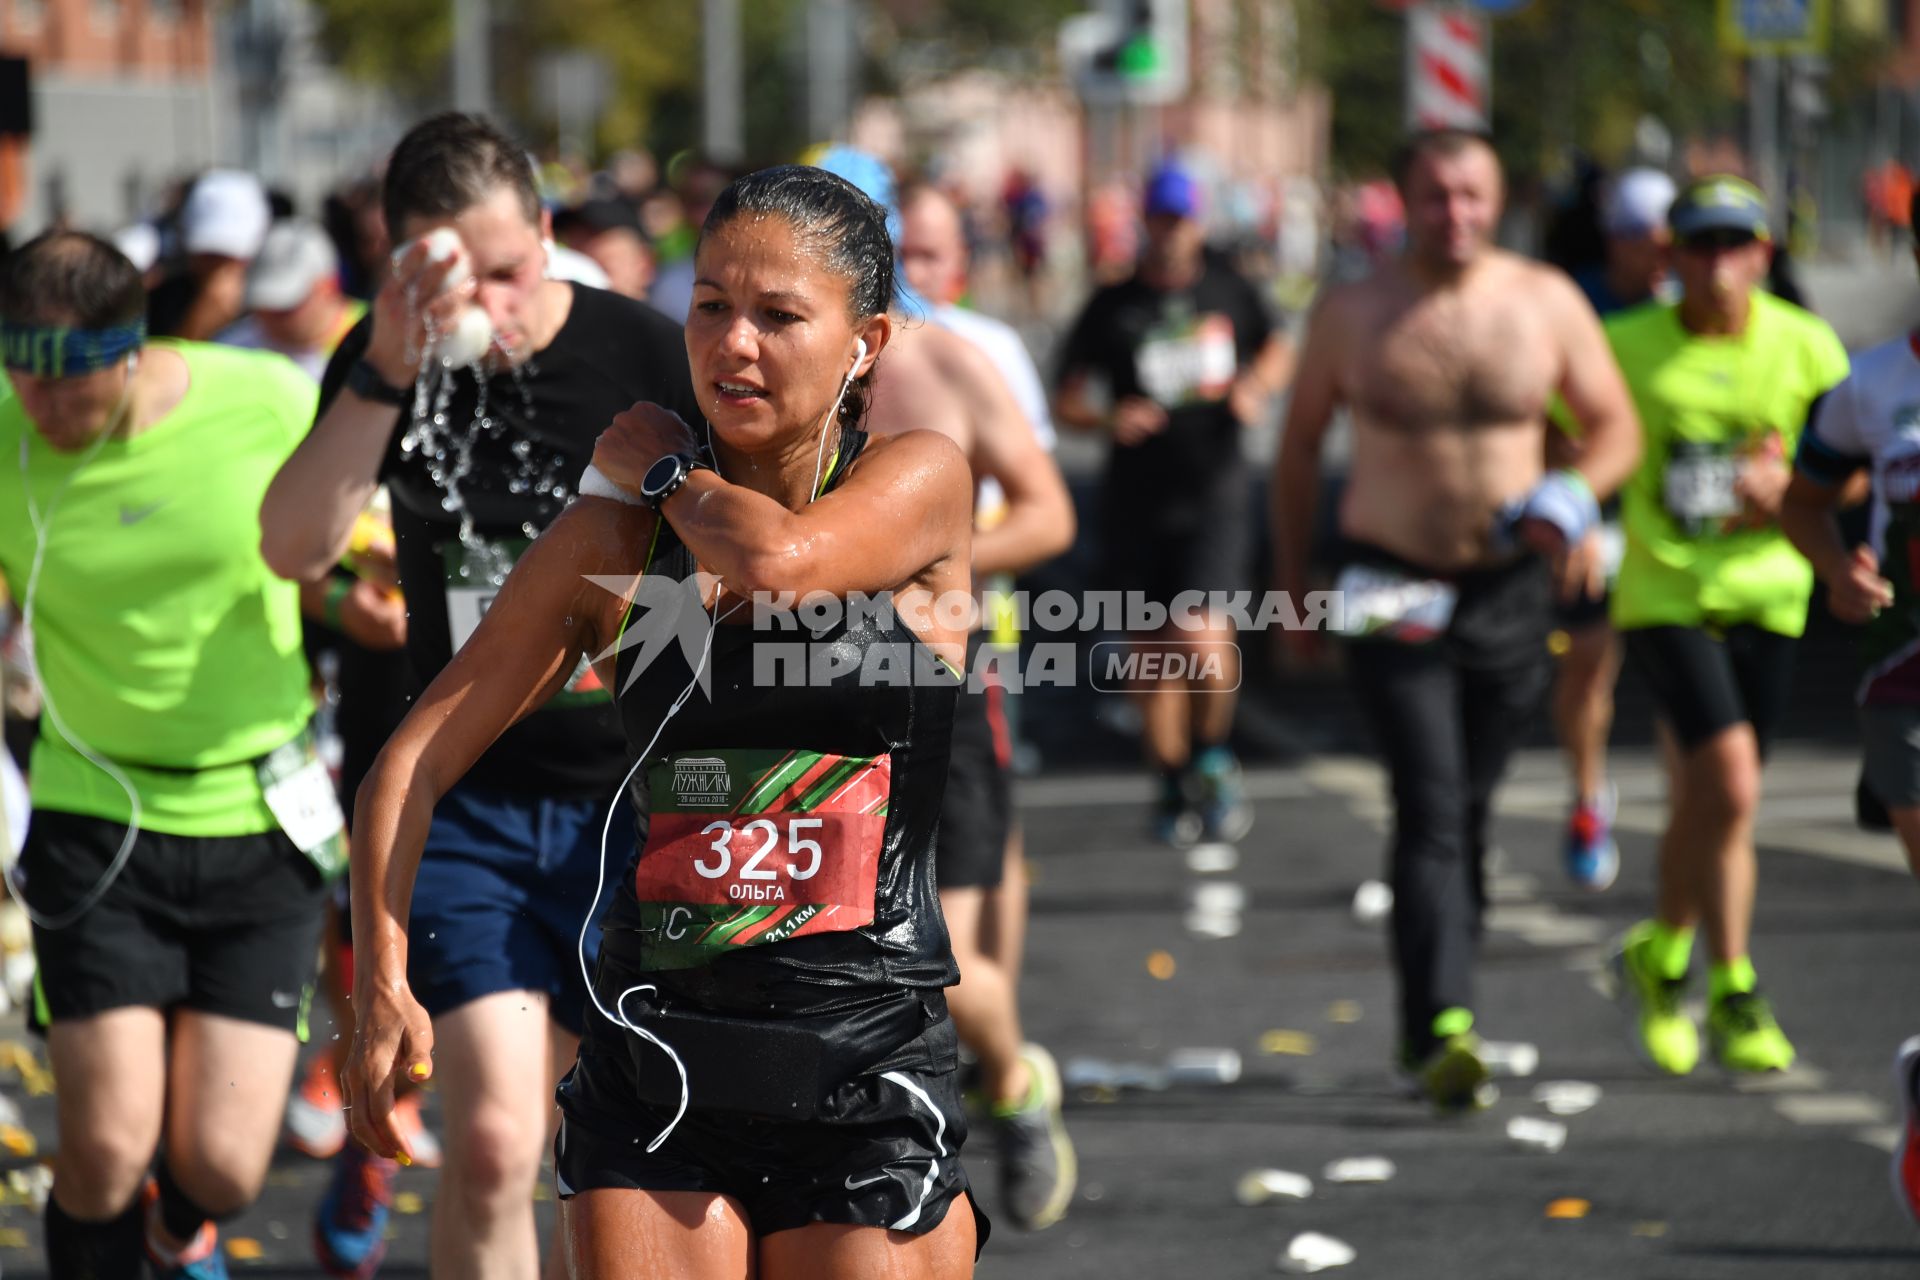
[0, 231, 143, 329]
[700, 164, 895, 432]
[383, 112, 542, 239]
[1392, 128, 1500, 193]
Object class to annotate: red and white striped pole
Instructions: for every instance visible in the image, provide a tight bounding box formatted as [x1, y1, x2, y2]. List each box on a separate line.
[1405, 3, 1489, 131]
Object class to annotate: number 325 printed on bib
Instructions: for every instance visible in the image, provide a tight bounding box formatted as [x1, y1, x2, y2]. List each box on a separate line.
[631, 749, 891, 970]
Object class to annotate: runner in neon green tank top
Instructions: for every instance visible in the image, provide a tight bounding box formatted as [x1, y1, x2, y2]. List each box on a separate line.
[0, 230, 331, 1279]
[1607, 176, 1848, 1081]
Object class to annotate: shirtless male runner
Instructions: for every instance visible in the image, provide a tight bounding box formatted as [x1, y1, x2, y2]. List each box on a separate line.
[816, 148, 1081, 1230]
[1272, 129, 1642, 1108]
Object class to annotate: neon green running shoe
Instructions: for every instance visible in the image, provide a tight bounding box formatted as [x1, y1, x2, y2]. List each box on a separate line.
[1707, 990, 1796, 1073]
[1405, 1033, 1494, 1113]
[1612, 925, 1699, 1076]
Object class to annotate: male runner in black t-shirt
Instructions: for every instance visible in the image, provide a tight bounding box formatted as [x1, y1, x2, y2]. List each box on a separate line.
[1055, 163, 1291, 847]
[261, 112, 704, 1278]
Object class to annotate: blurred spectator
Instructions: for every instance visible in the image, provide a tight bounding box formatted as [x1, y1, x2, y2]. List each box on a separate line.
[1085, 178, 1139, 286]
[219, 219, 365, 380]
[1002, 167, 1049, 307]
[1544, 156, 1607, 279]
[1575, 167, 1676, 315]
[111, 222, 162, 286]
[543, 238, 612, 290]
[648, 159, 731, 321]
[322, 175, 390, 302]
[1865, 158, 1914, 257]
[148, 169, 272, 340]
[553, 197, 654, 301]
[605, 147, 658, 202]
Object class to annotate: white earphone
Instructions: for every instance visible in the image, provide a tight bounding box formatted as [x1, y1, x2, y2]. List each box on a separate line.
[848, 337, 867, 383]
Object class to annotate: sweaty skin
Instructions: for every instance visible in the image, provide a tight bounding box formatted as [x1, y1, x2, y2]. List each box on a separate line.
[1275, 141, 1640, 613]
[866, 320, 1075, 581]
[1326, 251, 1621, 568]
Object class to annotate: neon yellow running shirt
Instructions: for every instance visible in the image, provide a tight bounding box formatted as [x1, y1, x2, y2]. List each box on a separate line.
[1609, 291, 1849, 637]
[0, 341, 317, 835]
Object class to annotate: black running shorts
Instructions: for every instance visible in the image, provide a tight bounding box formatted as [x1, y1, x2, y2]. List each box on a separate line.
[555, 958, 987, 1247]
[1621, 624, 1797, 757]
[936, 672, 1012, 891]
[19, 810, 327, 1033]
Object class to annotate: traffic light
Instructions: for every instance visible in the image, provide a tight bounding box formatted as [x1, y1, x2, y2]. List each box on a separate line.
[1062, 0, 1188, 105]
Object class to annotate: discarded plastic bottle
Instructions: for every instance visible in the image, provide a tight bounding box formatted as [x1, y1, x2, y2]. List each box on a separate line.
[1278, 1232, 1356, 1273]
[1167, 1048, 1243, 1085]
[1237, 1168, 1314, 1205]
[1506, 1115, 1568, 1154]
[1321, 1157, 1395, 1184]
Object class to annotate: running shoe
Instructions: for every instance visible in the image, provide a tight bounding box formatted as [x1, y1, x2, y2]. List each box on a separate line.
[1193, 746, 1253, 843]
[1611, 923, 1699, 1075]
[1563, 783, 1619, 891]
[1153, 771, 1202, 849]
[994, 1043, 1076, 1231]
[1402, 1033, 1495, 1113]
[1891, 1036, 1920, 1224]
[142, 1179, 229, 1279]
[286, 1054, 347, 1160]
[1706, 989, 1796, 1073]
[314, 1142, 398, 1278]
[391, 1090, 443, 1169]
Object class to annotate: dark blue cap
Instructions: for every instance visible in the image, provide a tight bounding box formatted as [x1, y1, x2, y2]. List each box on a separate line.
[1144, 164, 1201, 220]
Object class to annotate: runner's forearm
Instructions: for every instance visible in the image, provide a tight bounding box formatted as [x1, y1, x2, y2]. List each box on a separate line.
[1273, 432, 1322, 602]
[1567, 406, 1641, 503]
[972, 470, 1075, 579]
[348, 754, 439, 1002]
[261, 393, 403, 582]
[1779, 488, 1854, 586]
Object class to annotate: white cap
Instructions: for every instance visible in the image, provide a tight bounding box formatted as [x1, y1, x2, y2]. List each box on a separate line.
[246, 219, 339, 311]
[545, 240, 611, 290]
[111, 223, 160, 274]
[180, 169, 271, 260]
[1603, 168, 1678, 240]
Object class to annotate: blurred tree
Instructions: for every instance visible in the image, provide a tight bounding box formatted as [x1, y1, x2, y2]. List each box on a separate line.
[308, 0, 1088, 165]
[1297, 0, 1891, 187]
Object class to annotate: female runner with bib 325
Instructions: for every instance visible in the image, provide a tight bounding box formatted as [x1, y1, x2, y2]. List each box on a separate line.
[340, 164, 983, 1279]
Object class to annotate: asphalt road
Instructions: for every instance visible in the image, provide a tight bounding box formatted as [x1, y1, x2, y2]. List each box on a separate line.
[0, 735, 1914, 1277]
[0, 257, 1916, 1276]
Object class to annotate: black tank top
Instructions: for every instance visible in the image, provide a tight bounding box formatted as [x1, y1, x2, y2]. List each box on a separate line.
[602, 430, 960, 1017]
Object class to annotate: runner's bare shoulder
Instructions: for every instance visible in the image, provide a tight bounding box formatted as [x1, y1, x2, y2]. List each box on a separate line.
[1498, 251, 1590, 318]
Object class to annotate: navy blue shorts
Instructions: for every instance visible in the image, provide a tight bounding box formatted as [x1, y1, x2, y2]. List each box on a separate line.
[407, 782, 634, 1035]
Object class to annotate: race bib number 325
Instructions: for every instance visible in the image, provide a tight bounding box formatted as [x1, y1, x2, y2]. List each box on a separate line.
[632, 748, 891, 970]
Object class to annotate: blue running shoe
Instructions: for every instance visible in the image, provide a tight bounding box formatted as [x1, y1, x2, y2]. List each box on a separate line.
[1154, 771, 1202, 848]
[1193, 746, 1253, 844]
[1564, 783, 1619, 891]
[142, 1178, 229, 1279]
[314, 1143, 398, 1278]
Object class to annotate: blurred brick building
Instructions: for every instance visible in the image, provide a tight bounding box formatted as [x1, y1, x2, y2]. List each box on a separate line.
[0, 0, 218, 233]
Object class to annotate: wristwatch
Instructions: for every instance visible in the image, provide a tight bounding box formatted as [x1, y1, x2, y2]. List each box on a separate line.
[639, 452, 710, 511]
[347, 358, 410, 407]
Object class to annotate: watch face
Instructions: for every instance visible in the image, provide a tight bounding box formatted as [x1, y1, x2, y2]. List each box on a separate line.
[641, 454, 683, 501]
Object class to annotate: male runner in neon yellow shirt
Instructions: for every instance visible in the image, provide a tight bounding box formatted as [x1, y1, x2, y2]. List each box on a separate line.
[0, 230, 327, 1278]
[1608, 177, 1849, 1077]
